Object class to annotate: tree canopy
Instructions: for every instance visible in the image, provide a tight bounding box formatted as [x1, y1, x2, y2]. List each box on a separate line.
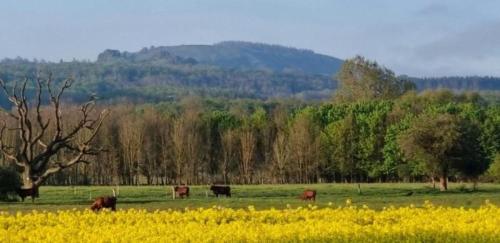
[335, 56, 415, 102]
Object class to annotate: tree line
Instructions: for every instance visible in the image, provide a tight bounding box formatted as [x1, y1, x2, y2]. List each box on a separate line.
[1, 91, 497, 189]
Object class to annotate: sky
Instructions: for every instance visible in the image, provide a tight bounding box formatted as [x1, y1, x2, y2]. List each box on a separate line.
[1, 0, 499, 77]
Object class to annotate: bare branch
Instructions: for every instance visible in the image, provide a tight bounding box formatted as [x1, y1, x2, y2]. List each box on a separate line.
[0, 108, 19, 120]
[35, 76, 46, 129]
[0, 79, 21, 119]
[0, 122, 23, 167]
[34, 149, 87, 186]
[57, 78, 73, 102]
[11, 80, 19, 102]
[37, 140, 47, 148]
[31, 77, 50, 152]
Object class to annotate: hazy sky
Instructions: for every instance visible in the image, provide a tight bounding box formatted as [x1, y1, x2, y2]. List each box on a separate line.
[1, 0, 499, 77]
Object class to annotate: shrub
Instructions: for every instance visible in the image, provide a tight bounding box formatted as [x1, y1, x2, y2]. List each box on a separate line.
[0, 166, 21, 201]
[483, 153, 500, 182]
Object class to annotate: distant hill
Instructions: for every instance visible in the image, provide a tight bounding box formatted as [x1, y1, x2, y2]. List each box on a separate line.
[136, 41, 343, 75]
[0, 48, 336, 107]
[0, 41, 499, 107]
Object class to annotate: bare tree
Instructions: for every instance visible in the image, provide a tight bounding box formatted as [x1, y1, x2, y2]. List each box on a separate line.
[0, 76, 107, 198]
[118, 114, 144, 185]
[220, 129, 239, 184]
[272, 129, 289, 184]
[239, 127, 255, 184]
[288, 111, 320, 183]
[172, 117, 187, 184]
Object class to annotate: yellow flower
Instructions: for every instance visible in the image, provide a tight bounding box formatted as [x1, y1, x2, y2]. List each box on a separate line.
[346, 198, 352, 205]
[0, 202, 498, 242]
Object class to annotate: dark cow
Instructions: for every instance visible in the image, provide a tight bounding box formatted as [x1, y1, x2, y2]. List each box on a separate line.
[173, 185, 190, 199]
[90, 190, 117, 211]
[210, 185, 231, 197]
[17, 187, 39, 202]
[299, 189, 316, 201]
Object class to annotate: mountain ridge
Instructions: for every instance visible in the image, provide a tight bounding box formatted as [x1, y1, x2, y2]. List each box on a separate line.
[101, 41, 343, 75]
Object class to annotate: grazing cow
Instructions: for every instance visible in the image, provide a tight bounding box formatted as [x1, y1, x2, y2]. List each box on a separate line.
[17, 187, 39, 202]
[90, 189, 117, 211]
[210, 185, 231, 197]
[299, 189, 316, 201]
[173, 185, 190, 199]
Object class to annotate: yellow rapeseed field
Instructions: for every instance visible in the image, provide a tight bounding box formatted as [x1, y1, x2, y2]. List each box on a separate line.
[1, 201, 499, 242]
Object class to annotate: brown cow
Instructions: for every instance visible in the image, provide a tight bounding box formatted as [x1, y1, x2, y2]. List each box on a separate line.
[17, 187, 39, 203]
[299, 189, 316, 201]
[90, 189, 117, 211]
[173, 185, 190, 199]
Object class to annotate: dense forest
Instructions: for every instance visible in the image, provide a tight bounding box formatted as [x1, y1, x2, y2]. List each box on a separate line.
[0, 56, 498, 190]
[1, 91, 498, 188]
[1, 42, 499, 108]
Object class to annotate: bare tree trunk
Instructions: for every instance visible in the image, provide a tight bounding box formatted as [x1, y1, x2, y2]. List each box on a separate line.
[20, 165, 34, 189]
[221, 129, 238, 185]
[240, 128, 255, 184]
[439, 175, 448, 191]
[172, 118, 186, 184]
[272, 130, 289, 185]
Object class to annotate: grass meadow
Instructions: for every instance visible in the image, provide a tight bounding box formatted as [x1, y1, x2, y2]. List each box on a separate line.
[2, 183, 500, 212]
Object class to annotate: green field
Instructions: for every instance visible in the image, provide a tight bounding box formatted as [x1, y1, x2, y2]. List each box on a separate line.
[1, 183, 500, 212]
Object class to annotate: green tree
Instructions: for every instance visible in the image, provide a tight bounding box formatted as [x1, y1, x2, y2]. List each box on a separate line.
[485, 153, 500, 182]
[451, 119, 491, 189]
[335, 56, 415, 102]
[481, 106, 500, 156]
[326, 113, 362, 182]
[352, 101, 392, 180]
[398, 113, 461, 191]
